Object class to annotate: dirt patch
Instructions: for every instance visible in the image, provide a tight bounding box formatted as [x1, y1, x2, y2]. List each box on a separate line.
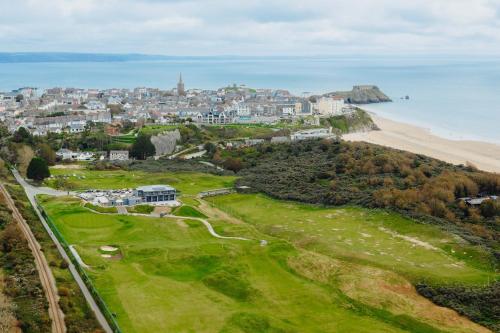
[176, 220, 188, 228]
[51, 164, 83, 169]
[154, 206, 171, 215]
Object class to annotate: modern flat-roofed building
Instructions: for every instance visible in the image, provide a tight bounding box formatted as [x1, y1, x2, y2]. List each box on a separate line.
[134, 185, 176, 203]
[109, 150, 129, 161]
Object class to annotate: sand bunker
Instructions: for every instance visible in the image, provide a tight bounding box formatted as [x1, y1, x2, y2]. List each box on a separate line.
[101, 254, 112, 258]
[100, 245, 118, 252]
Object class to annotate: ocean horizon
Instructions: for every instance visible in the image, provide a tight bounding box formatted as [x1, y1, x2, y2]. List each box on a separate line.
[1, 55, 499, 144]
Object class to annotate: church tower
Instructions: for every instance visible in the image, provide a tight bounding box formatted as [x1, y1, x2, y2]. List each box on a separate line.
[177, 73, 185, 96]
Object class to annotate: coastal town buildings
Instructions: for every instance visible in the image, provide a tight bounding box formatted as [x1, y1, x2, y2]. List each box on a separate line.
[0, 76, 359, 136]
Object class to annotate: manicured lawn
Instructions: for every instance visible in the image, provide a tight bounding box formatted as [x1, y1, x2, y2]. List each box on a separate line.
[173, 205, 207, 218]
[41, 196, 421, 333]
[39, 186, 496, 333]
[45, 169, 237, 195]
[207, 194, 496, 284]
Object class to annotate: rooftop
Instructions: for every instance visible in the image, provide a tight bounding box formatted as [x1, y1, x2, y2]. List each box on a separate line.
[136, 185, 175, 192]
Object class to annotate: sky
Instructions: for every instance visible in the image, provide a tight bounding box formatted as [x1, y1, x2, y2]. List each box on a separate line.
[1, 0, 500, 56]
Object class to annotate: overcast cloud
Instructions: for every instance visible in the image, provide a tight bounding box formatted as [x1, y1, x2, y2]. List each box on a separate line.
[1, 0, 499, 55]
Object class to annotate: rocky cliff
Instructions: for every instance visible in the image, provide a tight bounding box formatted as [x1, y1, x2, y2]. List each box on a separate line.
[327, 85, 391, 104]
[151, 130, 181, 157]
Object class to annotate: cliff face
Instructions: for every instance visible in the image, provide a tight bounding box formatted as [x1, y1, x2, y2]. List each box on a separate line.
[328, 85, 391, 104]
[151, 129, 181, 157]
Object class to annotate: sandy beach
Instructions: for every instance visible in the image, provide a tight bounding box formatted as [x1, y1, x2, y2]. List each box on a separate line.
[343, 113, 500, 173]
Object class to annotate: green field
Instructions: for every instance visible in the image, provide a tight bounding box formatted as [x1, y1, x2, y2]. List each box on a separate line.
[45, 169, 236, 195]
[207, 194, 495, 284]
[42, 196, 425, 333]
[40, 188, 497, 333]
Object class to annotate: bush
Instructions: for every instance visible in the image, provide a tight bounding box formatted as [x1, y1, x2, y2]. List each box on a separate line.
[26, 157, 50, 181]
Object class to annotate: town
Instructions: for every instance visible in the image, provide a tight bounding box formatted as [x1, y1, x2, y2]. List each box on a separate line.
[0, 75, 381, 136]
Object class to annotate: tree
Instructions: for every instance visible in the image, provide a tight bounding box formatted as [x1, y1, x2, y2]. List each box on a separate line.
[27, 157, 50, 181]
[480, 199, 499, 218]
[130, 134, 155, 160]
[37, 143, 56, 166]
[12, 127, 32, 144]
[223, 157, 243, 173]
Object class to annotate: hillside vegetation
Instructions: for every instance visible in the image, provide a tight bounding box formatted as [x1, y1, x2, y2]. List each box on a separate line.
[217, 139, 500, 330]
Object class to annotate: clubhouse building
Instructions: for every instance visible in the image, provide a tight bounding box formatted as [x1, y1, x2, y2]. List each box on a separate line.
[79, 184, 178, 207]
[134, 185, 176, 203]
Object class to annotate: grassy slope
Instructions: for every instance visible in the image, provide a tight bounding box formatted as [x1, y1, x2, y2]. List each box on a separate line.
[42, 196, 417, 333]
[45, 169, 236, 195]
[207, 194, 495, 285]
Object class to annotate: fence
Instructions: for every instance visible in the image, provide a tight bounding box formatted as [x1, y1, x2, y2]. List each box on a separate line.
[36, 200, 122, 333]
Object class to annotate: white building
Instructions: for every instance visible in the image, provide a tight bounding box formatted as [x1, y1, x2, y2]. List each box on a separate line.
[316, 97, 345, 116]
[291, 127, 333, 141]
[109, 150, 129, 161]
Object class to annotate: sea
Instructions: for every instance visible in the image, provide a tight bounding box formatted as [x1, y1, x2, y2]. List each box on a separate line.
[1, 56, 499, 143]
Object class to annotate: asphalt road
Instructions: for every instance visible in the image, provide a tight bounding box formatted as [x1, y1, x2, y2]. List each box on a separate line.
[11, 170, 113, 333]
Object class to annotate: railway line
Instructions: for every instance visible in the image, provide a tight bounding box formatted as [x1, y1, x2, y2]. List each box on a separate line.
[0, 184, 66, 333]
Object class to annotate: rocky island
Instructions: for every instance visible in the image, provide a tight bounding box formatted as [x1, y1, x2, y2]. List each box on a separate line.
[327, 85, 392, 104]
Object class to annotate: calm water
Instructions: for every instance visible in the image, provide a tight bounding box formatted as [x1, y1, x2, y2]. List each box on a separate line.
[1, 57, 499, 143]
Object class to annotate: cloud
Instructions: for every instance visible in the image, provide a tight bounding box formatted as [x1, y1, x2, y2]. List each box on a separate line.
[0, 0, 499, 55]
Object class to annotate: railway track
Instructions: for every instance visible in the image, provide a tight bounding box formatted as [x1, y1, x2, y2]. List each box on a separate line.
[0, 184, 66, 333]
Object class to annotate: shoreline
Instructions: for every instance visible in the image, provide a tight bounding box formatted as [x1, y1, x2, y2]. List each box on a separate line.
[343, 111, 500, 174]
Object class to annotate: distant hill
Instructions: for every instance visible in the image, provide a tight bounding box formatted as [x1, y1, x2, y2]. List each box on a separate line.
[0, 52, 173, 63]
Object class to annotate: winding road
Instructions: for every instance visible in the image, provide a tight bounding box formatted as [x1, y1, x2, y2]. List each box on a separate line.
[0, 183, 66, 333]
[11, 170, 113, 333]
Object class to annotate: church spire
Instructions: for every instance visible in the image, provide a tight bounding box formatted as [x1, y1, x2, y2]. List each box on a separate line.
[177, 72, 185, 96]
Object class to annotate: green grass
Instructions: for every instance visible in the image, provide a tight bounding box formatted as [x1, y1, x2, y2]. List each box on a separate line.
[46, 169, 237, 195]
[173, 205, 207, 218]
[207, 194, 496, 285]
[40, 195, 467, 333]
[127, 205, 154, 214]
[140, 125, 180, 136]
[84, 202, 118, 214]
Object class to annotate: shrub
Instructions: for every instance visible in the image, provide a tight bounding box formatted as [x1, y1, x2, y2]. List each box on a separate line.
[26, 157, 50, 181]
